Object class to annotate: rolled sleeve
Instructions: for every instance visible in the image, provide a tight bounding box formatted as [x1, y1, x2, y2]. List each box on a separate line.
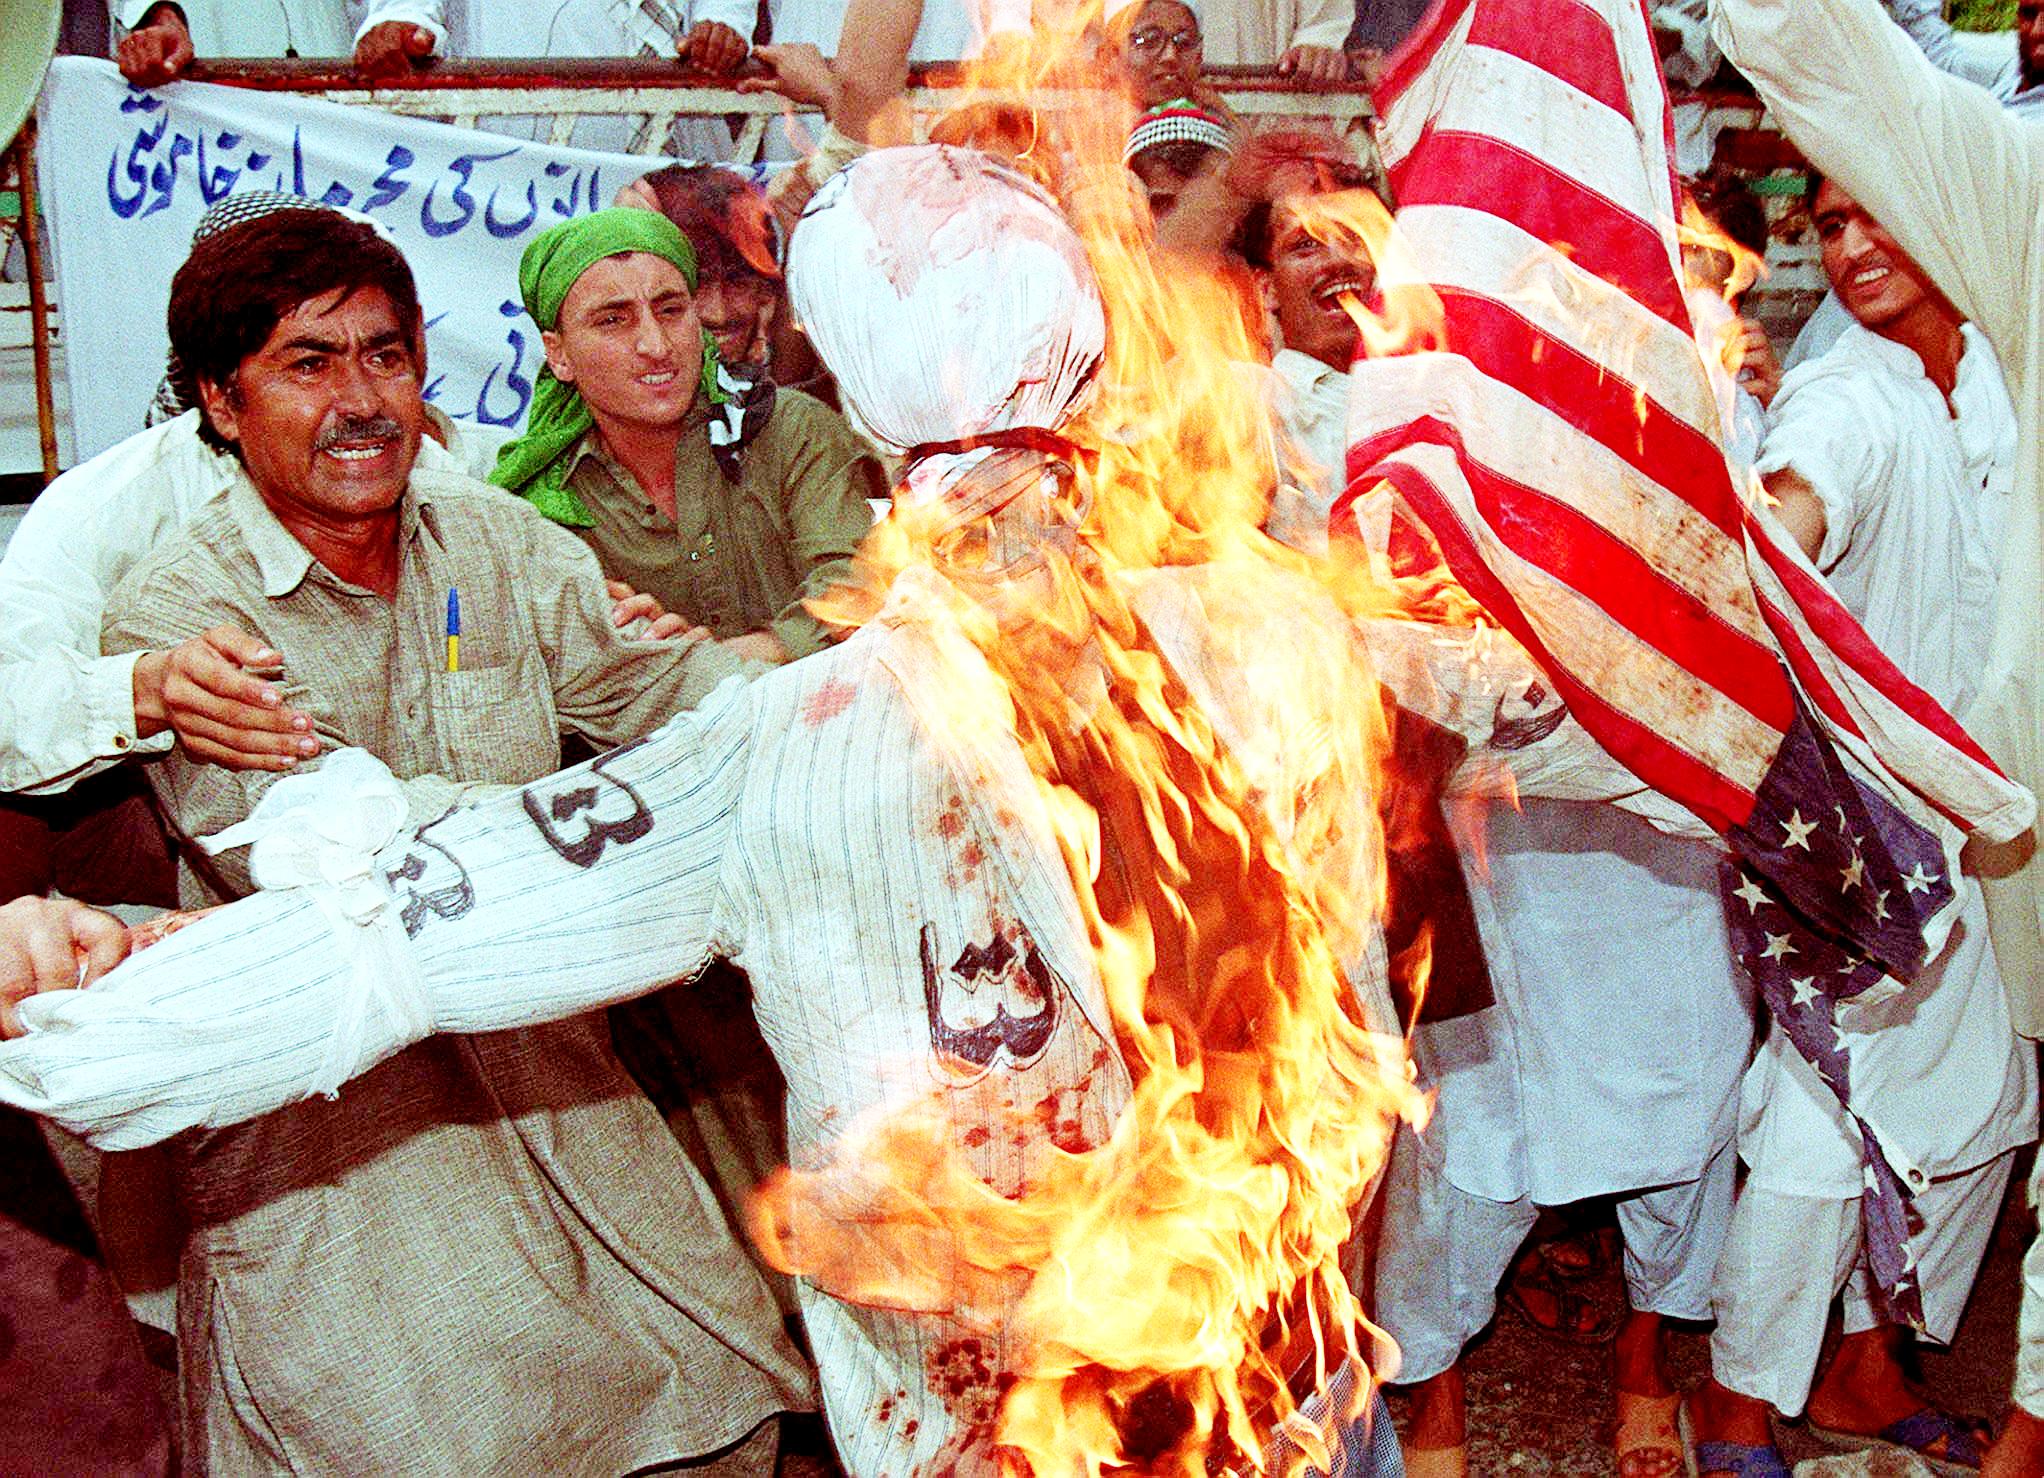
[1754, 372, 1888, 573]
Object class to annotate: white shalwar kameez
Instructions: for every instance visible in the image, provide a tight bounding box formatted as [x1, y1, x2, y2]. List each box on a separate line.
[1710, 318, 2039, 1414]
[1374, 797, 1755, 1381]
[1262, 348, 1359, 556]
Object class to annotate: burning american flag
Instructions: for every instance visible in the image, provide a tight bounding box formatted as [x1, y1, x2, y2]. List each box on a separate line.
[1339, 0, 2035, 1324]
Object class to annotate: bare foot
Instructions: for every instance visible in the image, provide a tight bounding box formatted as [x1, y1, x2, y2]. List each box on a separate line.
[1404, 1362, 1465, 1453]
[1616, 1309, 1675, 1398]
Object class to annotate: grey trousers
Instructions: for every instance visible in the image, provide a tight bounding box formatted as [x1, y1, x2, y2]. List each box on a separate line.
[1375, 1128, 1737, 1383]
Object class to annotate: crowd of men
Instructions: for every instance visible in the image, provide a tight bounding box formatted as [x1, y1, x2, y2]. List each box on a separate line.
[3, 0, 2044, 1476]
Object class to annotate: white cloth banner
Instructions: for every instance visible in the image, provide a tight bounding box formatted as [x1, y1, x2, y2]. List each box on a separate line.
[37, 58, 703, 461]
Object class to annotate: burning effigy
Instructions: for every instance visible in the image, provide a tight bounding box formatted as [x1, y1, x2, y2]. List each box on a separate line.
[4, 2, 2037, 1475]
[0, 126, 1647, 1478]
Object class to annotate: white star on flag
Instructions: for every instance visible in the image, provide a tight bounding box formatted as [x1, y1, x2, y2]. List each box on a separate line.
[1733, 874, 1770, 912]
[1790, 976, 1820, 1008]
[1761, 932, 1797, 962]
[1840, 853, 1865, 890]
[1781, 810, 1818, 849]
[1901, 863, 1939, 895]
[1872, 890, 1891, 923]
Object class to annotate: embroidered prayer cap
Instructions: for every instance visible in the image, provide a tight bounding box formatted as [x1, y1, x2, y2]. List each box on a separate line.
[489, 208, 732, 522]
[1123, 99, 1234, 164]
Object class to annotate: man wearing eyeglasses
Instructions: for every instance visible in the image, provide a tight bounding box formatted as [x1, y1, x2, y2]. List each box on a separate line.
[1106, 0, 1354, 98]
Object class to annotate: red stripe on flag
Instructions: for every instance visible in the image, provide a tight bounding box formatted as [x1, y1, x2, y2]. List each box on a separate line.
[1464, 0, 1632, 116]
[1743, 509, 2004, 774]
[1349, 416, 1796, 732]
[1749, 589, 1865, 740]
[1390, 131, 1691, 329]
[1363, 456, 1759, 832]
[1753, 593, 1975, 831]
[1425, 291, 1743, 538]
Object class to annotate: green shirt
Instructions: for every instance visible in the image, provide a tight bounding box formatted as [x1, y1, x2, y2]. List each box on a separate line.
[561, 390, 884, 659]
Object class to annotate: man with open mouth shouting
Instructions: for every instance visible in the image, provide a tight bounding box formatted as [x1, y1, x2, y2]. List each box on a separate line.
[88, 204, 815, 1477]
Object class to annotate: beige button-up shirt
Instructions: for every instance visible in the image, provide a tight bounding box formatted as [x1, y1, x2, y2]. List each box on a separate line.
[106, 467, 752, 899]
[100, 467, 811, 1476]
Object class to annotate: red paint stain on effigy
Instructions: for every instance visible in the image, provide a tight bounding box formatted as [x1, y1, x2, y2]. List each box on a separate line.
[801, 678, 858, 728]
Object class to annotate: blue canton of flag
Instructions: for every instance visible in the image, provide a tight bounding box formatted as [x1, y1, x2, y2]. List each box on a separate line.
[1721, 707, 1961, 1330]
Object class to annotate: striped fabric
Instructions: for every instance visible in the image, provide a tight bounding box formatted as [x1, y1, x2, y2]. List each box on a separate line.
[1337, 0, 2034, 1324]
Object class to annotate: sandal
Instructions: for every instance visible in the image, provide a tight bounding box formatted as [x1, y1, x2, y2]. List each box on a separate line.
[1678, 1400, 1792, 1478]
[1616, 1390, 1683, 1478]
[1806, 1406, 1991, 1475]
[1501, 1255, 1622, 1345]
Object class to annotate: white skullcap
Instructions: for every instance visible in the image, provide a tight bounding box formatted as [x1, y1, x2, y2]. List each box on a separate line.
[787, 145, 1105, 483]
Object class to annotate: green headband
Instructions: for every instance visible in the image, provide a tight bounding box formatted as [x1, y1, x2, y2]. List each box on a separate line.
[490, 208, 721, 521]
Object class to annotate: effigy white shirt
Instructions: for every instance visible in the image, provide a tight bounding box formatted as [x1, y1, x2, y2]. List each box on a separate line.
[0, 549, 1659, 1472]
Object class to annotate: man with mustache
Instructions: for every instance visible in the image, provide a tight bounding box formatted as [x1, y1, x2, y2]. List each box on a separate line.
[1680, 175, 2036, 1478]
[1240, 147, 1377, 552]
[94, 205, 814, 1475]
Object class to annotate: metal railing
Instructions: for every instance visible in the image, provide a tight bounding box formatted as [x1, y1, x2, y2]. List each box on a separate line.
[9, 61, 1802, 487]
[173, 57, 1381, 158]
[12, 60, 1384, 484]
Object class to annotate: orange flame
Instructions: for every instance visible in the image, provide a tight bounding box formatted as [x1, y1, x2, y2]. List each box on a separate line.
[760, 15, 1454, 1473]
[1677, 194, 1766, 308]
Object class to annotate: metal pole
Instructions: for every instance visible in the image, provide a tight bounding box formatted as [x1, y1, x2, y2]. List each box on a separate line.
[12, 117, 58, 486]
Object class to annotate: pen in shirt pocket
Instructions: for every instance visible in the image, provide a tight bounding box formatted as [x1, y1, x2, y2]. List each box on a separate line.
[445, 587, 461, 673]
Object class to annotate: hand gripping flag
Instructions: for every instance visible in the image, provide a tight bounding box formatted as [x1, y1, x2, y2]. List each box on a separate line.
[1336, 0, 2035, 1326]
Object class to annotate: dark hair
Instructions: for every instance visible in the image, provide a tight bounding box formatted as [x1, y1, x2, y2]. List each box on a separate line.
[1129, 139, 1225, 183]
[167, 208, 424, 452]
[1688, 166, 1771, 257]
[638, 163, 781, 285]
[1240, 168, 1375, 269]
